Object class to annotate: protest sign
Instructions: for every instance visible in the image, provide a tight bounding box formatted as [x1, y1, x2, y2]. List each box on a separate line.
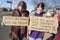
[28, 16, 58, 34]
[2, 16, 29, 26]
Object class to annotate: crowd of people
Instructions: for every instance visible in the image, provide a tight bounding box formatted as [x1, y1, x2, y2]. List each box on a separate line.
[3, 1, 60, 40]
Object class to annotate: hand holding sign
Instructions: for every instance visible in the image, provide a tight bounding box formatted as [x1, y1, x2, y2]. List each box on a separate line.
[1, 22, 5, 26]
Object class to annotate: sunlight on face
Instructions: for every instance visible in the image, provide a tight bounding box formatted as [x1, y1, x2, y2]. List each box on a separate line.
[59, 10, 60, 13]
[56, 10, 59, 14]
[36, 5, 43, 13]
[18, 6, 22, 11]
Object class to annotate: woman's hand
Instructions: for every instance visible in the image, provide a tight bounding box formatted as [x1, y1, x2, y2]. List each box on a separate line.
[28, 30, 31, 35]
[12, 32, 18, 39]
[1, 23, 5, 26]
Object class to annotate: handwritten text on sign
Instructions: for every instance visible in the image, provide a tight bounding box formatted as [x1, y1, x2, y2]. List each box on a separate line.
[29, 16, 58, 34]
[3, 16, 29, 26]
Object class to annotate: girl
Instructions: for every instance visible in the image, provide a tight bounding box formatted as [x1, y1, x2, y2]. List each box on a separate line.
[54, 8, 60, 40]
[9, 1, 29, 40]
[29, 3, 45, 40]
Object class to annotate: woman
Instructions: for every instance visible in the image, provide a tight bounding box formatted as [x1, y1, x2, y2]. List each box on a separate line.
[54, 8, 60, 40]
[29, 3, 45, 40]
[9, 1, 29, 40]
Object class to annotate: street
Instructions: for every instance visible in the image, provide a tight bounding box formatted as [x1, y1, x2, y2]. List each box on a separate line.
[0, 11, 13, 40]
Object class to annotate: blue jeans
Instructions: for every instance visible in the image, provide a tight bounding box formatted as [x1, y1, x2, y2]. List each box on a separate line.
[19, 34, 24, 40]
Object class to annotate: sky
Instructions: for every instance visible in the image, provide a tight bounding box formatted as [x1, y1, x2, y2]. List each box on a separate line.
[0, 0, 60, 12]
[0, 0, 35, 12]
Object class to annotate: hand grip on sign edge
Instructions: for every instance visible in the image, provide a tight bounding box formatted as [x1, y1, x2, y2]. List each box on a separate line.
[28, 30, 31, 35]
[1, 22, 5, 26]
[11, 32, 18, 39]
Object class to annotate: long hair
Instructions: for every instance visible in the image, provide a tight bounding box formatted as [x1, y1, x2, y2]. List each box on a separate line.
[18, 1, 27, 10]
[14, 1, 27, 16]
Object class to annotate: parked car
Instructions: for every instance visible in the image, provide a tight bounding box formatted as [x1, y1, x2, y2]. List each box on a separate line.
[2, 8, 8, 11]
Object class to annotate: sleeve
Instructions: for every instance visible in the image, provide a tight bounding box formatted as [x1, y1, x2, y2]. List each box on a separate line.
[10, 11, 14, 32]
[10, 9, 16, 33]
[26, 10, 29, 17]
[12, 9, 17, 16]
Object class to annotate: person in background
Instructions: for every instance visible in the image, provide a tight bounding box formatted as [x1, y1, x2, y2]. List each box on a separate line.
[44, 9, 56, 40]
[28, 3, 45, 40]
[45, 9, 56, 17]
[54, 8, 60, 19]
[9, 1, 29, 40]
[54, 8, 60, 40]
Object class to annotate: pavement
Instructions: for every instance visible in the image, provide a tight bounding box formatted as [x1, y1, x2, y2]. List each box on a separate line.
[0, 11, 13, 40]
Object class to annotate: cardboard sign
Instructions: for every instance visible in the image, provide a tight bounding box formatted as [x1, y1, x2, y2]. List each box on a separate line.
[3, 16, 29, 26]
[28, 16, 58, 34]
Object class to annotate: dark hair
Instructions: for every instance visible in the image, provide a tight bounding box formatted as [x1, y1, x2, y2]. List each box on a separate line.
[56, 8, 60, 10]
[18, 1, 27, 9]
[37, 3, 45, 10]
